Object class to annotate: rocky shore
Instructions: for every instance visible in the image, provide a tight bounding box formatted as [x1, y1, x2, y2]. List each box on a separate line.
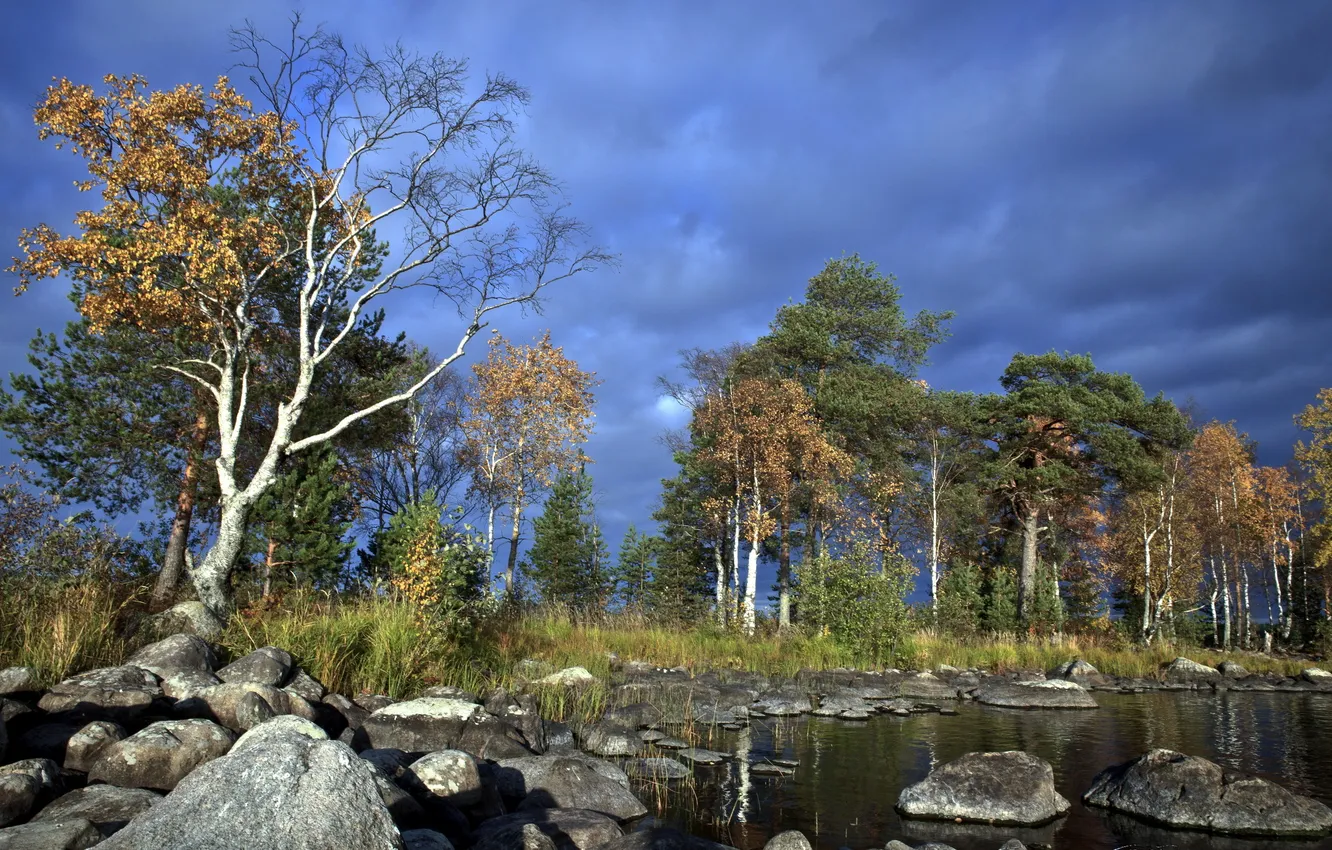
[3, 631, 1331, 849]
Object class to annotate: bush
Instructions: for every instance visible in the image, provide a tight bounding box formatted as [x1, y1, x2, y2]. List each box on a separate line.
[794, 540, 914, 665]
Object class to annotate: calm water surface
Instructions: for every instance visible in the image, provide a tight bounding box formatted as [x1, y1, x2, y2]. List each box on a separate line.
[641, 692, 1332, 850]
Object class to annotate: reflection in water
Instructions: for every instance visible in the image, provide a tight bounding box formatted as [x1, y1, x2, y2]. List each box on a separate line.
[653, 692, 1332, 850]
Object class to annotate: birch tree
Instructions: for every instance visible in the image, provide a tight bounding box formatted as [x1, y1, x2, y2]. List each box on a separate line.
[11, 20, 608, 629]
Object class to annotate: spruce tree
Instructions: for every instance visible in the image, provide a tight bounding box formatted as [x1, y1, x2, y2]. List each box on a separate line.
[613, 525, 657, 613]
[250, 445, 355, 595]
[523, 469, 607, 608]
[936, 560, 983, 636]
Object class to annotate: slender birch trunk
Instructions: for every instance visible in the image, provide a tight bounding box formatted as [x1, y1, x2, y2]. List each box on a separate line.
[153, 407, 209, 608]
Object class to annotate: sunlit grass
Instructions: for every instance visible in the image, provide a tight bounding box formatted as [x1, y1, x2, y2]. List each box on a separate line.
[0, 577, 142, 684]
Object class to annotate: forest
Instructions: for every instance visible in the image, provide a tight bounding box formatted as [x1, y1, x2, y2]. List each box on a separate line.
[2, 22, 1331, 694]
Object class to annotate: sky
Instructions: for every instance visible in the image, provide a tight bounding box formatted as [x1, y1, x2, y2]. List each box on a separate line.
[1, 2, 1330, 603]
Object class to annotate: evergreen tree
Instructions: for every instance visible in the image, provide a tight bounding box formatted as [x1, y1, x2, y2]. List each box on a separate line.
[613, 525, 657, 612]
[250, 445, 355, 595]
[983, 565, 1020, 632]
[649, 455, 720, 623]
[523, 469, 608, 608]
[936, 560, 984, 636]
[373, 492, 487, 633]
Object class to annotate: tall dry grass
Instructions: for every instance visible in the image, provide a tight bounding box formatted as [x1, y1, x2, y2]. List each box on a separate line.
[0, 578, 143, 684]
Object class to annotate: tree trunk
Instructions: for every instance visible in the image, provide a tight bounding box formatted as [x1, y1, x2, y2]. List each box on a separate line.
[777, 508, 791, 631]
[929, 437, 941, 617]
[1141, 511, 1155, 645]
[714, 529, 726, 627]
[263, 535, 277, 600]
[505, 494, 523, 595]
[731, 495, 742, 622]
[743, 469, 760, 636]
[486, 501, 497, 593]
[152, 409, 209, 608]
[1220, 543, 1232, 649]
[193, 496, 251, 634]
[1018, 505, 1039, 625]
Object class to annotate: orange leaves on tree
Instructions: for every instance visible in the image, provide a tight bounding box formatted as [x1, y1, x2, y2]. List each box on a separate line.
[10, 73, 311, 333]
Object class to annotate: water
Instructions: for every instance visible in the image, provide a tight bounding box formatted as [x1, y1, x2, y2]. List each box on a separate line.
[642, 691, 1332, 850]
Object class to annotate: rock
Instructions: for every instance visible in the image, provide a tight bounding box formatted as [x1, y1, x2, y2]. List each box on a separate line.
[233, 715, 329, 753]
[998, 841, 1027, 850]
[0, 716, 5, 764]
[1302, 668, 1332, 686]
[402, 829, 456, 850]
[358, 698, 481, 755]
[406, 750, 484, 807]
[749, 761, 794, 776]
[126, 633, 218, 678]
[0, 700, 31, 727]
[763, 831, 812, 850]
[473, 822, 557, 850]
[175, 681, 294, 730]
[284, 668, 327, 703]
[0, 774, 40, 828]
[639, 730, 665, 743]
[456, 711, 534, 759]
[472, 808, 622, 850]
[1217, 661, 1248, 679]
[323, 693, 370, 732]
[1047, 659, 1100, 682]
[364, 763, 427, 830]
[161, 670, 223, 700]
[1161, 657, 1221, 686]
[492, 692, 546, 754]
[653, 736, 689, 750]
[624, 758, 690, 779]
[138, 600, 224, 640]
[896, 751, 1070, 825]
[0, 668, 40, 698]
[0, 817, 103, 849]
[236, 690, 277, 730]
[604, 703, 664, 729]
[356, 694, 397, 713]
[897, 672, 959, 700]
[497, 756, 645, 820]
[676, 748, 727, 766]
[752, 688, 811, 716]
[1083, 748, 1332, 836]
[578, 721, 640, 757]
[975, 679, 1099, 710]
[9, 724, 82, 763]
[361, 748, 414, 782]
[88, 718, 236, 791]
[38, 666, 162, 723]
[420, 685, 478, 703]
[216, 646, 293, 687]
[98, 729, 402, 849]
[63, 721, 126, 772]
[536, 667, 598, 687]
[29, 786, 160, 838]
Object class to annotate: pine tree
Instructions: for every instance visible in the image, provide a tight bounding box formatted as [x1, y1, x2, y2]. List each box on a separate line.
[613, 525, 656, 612]
[250, 445, 354, 596]
[984, 565, 1020, 632]
[936, 560, 983, 636]
[524, 469, 607, 608]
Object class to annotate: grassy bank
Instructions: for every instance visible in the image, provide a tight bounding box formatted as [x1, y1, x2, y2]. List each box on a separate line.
[0, 583, 1315, 713]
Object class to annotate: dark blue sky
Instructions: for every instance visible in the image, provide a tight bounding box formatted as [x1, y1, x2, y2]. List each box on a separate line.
[2, 2, 1330, 603]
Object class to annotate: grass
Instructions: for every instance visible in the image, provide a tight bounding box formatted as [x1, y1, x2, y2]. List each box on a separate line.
[0, 581, 1316, 714]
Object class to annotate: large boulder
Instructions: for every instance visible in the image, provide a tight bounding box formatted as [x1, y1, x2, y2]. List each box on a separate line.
[601, 827, 736, 850]
[751, 688, 811, 716]
[358, 698, 482, 755]
[0, 817, 103, 849]
[456, 712, 535, 760]
[62, 721, 126, 773]
[897, 672, 959, 700]
[37, 666, 162, 723]
[1161, 657, 1221, 686]
[1083, 748, 1332, 836]
[471, 808, 622, 850]
[216, 646, 294, 688]
[0, 715, 5, 764]
[473, 822, 557, 850]
[126, 633, 219, 678]
[975, 679, 1099, 710]
[98, 729, 403, 849]
[161, 670, 223, 700]
[0, 668, 40, 698]
[175, 681, 295, 730]
[0, 760, 61, 828]
[406, 750, 484, 807]
[496, 756, 646, 821]
[578, 721, 640, 757]
[233, 716, 328, 753]
[88, 719, 236, 791]
[137, 600, 224, 640]
[896, 751, 1070, 825]
[535, 667, 598, 688]
[29, 786, 160, 838]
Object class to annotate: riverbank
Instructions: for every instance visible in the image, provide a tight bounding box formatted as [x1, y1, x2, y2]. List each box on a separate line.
[0, 583, 1317, 717]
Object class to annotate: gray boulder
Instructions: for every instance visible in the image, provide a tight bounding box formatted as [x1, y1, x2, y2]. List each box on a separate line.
[751, 688, 811, 716]
[0, 817, 103, 849]
[472, 822, 556, 850]
[601, 827, 736, 850]
[38, 666, 162, 723]
[98, 730, 403, 849]
[29, 786, 160, 838]
[9, 723, 81, 763]
[126, 633, 218, 678]
[1302, 668, 1332, 687]
[216, 646, 293, 687]
[161, 670, 222, 700]
[578, 721, 640, 757]
[675, 748, 727, 766]
[402, 829, 456, 850]
[897, 673, 959, 700]
[137, 600, 223, 640]
[1161, 657, 1221, 686]
[975, 679, 1099, 710]
[283, 668, 327, 703]
[0, 774, 40, 828]
[62, 721, 126, 773]
[420, 685, 479, 703]
[0, 668, 39, 698]
[472, 808, 622, 850]
[88, 719, 236, 791]
[535, 667, 598, 688]
[406, 750, 484, 807]
[896, 751, 1070, 825]
[456, 712, 535, 759]
[763, 831, 812, 850]
[497, 756, 645, 820]
[323, 693, 370, 732]
[1083, 748, 1332, 836]
[358, 698, 481, 754]
[233, 715, 329, 753]
[175, 681, 294, 730]
[0, 715, 5, 763]
[624, 758, 690, 779]
[1217, 661, 1249, 679]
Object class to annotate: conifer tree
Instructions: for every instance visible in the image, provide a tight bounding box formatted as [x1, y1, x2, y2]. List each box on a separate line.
[523, 469, 607, 608]
[250, 445, 354, 596]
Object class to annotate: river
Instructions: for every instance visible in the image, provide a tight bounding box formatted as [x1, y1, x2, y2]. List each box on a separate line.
[642, 691, 1332, 850]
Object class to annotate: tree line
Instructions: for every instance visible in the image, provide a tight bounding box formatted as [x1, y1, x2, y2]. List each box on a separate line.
[2, 18, 1330, 653]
